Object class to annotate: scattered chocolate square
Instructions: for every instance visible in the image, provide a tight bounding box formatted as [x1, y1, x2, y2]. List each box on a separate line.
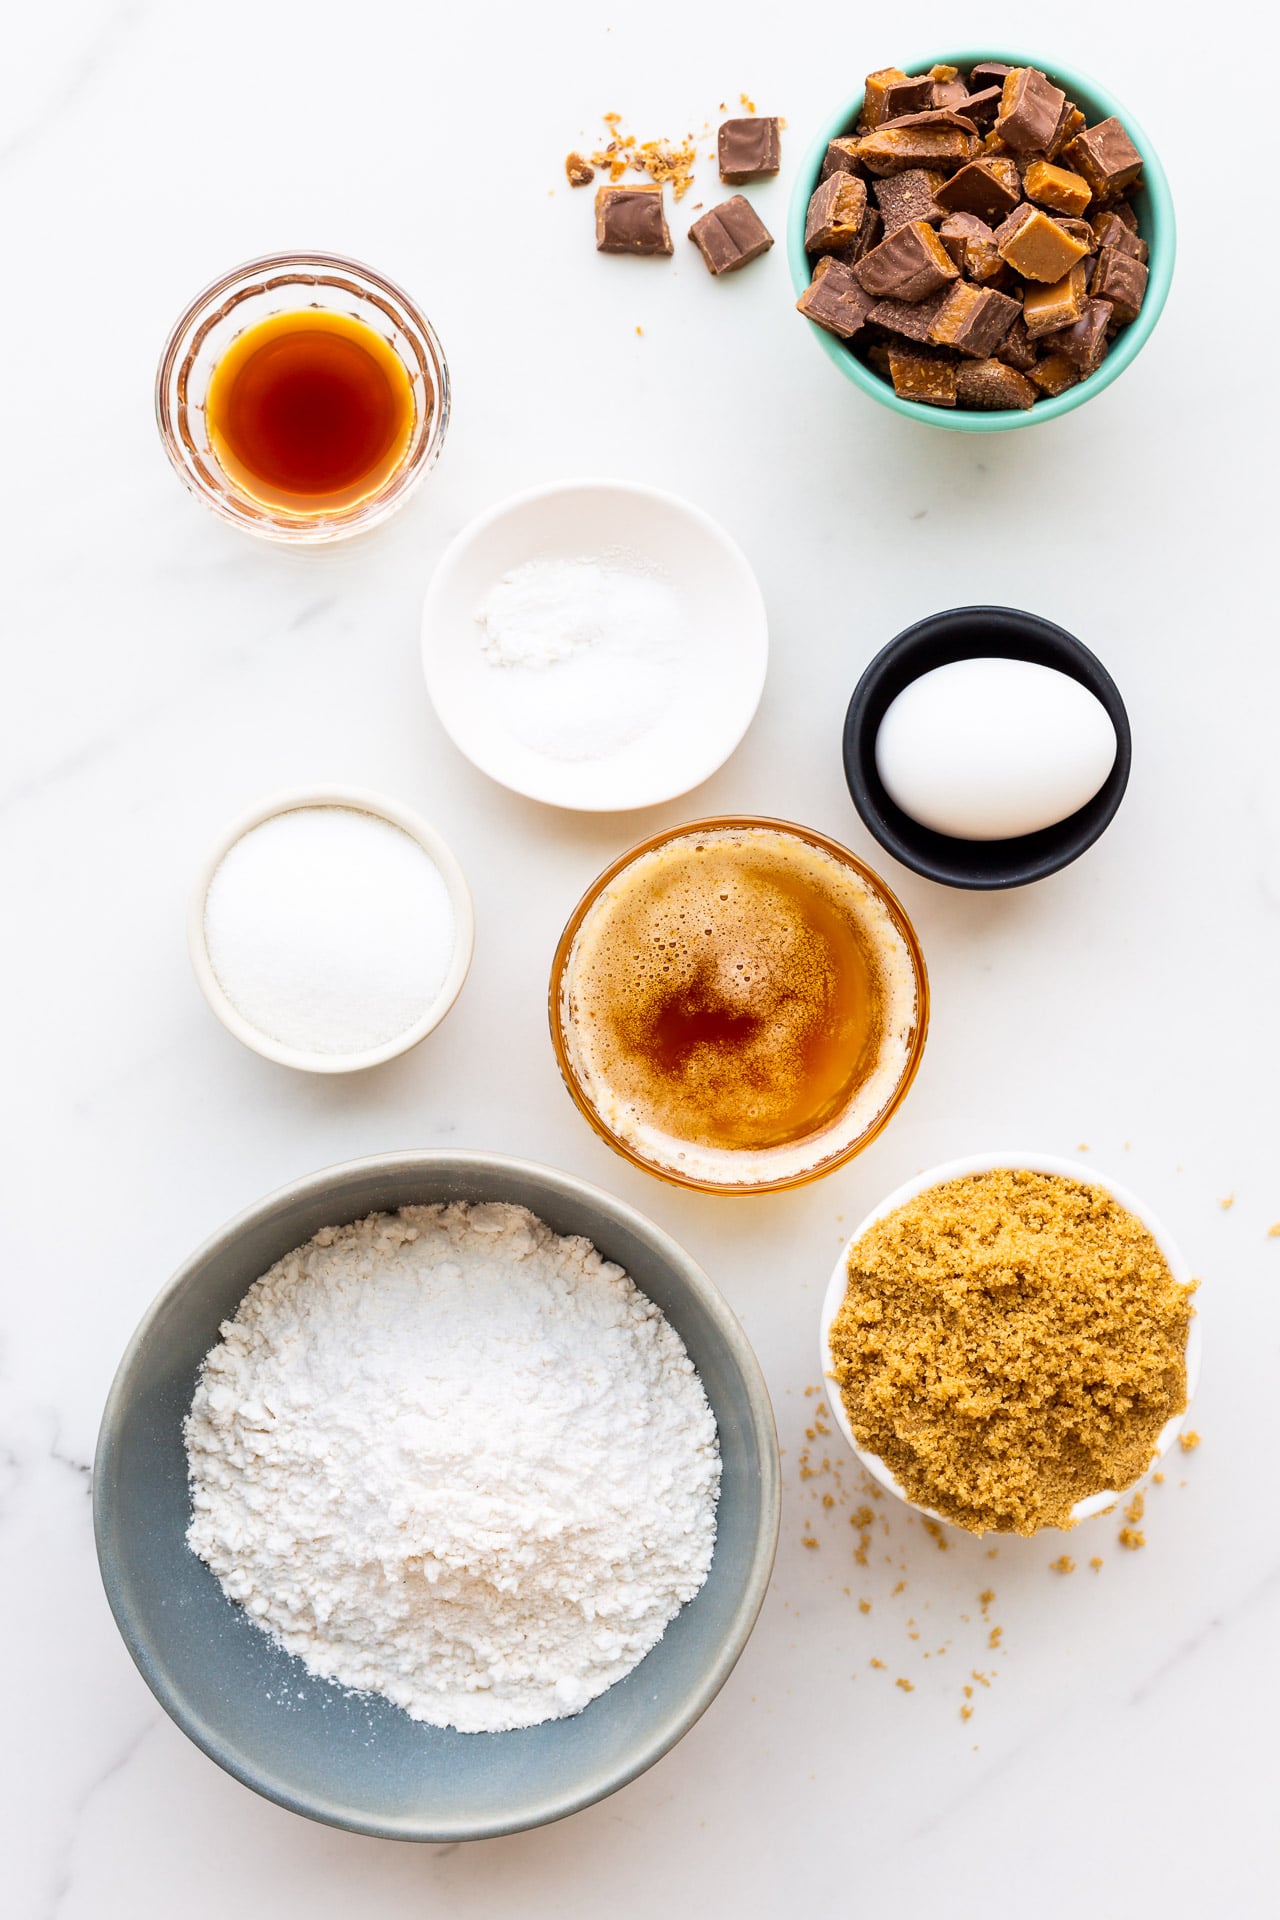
[595, 183, 673, 255]
[718, 117, 782, 183]
[689, 195, 774, 274]
[794, 58, 1152, 409]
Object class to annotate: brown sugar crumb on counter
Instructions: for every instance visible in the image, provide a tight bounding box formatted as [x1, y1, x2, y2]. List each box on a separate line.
[1118, 1527, 1146, 1550]
[1050, 1555, 1075, 1574]
[1124, 1492, 1145, 1525]
[1179, 1430, 1201, 1452]
[1090, 1556, 1104, 1571]
[827, 1170, 1197, 1535]
[1218, 1194, 1235, 1210]
[896, 1678, 915, 1692]
[869, 1657, 886, 1670]
[858, 1598, 872, 1613]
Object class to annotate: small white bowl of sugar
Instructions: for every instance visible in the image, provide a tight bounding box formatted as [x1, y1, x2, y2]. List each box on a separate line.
[421, 479, 769, 811]
[189, 788, 474, 1073]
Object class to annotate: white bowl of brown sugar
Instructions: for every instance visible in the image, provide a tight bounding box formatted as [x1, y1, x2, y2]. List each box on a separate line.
[819, 1152, 1201, 1536]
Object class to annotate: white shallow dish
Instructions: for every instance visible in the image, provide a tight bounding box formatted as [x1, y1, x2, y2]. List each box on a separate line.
[819, 1151, 1202, 1532]
[188, 786, 475, 1074]
[421, 479, 769, 811]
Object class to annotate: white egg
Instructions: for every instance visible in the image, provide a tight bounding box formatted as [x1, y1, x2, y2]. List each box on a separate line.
[874, 656, 1118, 842]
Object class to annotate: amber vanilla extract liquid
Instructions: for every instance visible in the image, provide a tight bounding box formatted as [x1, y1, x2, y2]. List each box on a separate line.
[205, 310, 415, 514]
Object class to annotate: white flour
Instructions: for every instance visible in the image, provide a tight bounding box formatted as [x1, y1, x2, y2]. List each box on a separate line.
[185, 1202, 720, 1733]
[475, 552, 681, 761]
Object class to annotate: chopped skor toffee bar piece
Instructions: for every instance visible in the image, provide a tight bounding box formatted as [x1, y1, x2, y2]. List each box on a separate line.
[857, 122, 979, 174]
[792, 56, 1153, 409]
[805, 172, 869, 252]
[565, 151, 595, 186]
[1093, 209, 1148, 261]
[1053, 297, 1113, 371]
[795, 256, 877, 337]
[928, 281, 1020, 356]
[939, 212, 1004, 283]
[934, 157, 1022, 221]
[718, 116, 782, 183]
[887, 345, 957, 406]
[1064, 117, 1143, 197]
[595, 183, 672, 254]
[867, 288, 951, 341]
[1029, 353, 1080, 396]
[861, 67, 910, 129]
[689, 195, 774, 274]
[820, 137, 865, 181]
[995, 204, 1090, 281]
[956, 85, 1004, 126]
[1023, 262, 1088, 335]
[1091, 244, 1148, 321]
[874, 167, 946, 232]
[995, 67, 1066, 154]
[1023, 159, 1092, 218]
[854, 219, 958, 300]
[955, 357, 1038, 408]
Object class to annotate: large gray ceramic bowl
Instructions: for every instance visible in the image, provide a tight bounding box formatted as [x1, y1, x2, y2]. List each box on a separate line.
[94, 1150, 780, 1841]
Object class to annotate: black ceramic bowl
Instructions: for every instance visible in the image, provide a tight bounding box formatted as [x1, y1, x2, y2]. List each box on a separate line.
[843, 607, 1131, 890]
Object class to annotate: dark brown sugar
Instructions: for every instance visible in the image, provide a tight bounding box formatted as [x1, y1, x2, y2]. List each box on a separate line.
[828, 1170, 1196, 1535]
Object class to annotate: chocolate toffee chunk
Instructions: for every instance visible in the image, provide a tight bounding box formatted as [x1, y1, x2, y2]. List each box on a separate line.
[857, 121, 980, 174]
[887, 345, 957, 406]
[565, 151, 595, 186]
[796, 256, 877, 337]
[1023, 159, 1092, 218]
[956, 85, 1004, 126]
[853, 219, 958, 301]
[955, 357, 1037, 408]
[934, 156, 1022, 221]
[793, 57, 1153, 409]
[969, 61, 1012, 91]
[995, 203, 1090, 281]
[939, 212, 1005, 283]
[1028, 352, 1081, 396]
[996, 312, 1038, 372]
[718, 116, 782, 183]
[867, 288, 951, 342]
[1022, 262, 1088, 335]
[994, 67, 1066, 154]
[928, 281, 1020, 356]
[841, 205, 883, 263]
[595, 183, 672, 254]
[689, 195, 774, 274]
[1047, 101, 1086, 160]
[1053, 297, 1113, 372]
[873, 168, 946, 233]
[820, 137, 865, 181]
[1063, 117, 1143, 198]
[1091, 245, 1148, 322]
[805, 172, 869, 252]
[1093, 209, 1148, 261]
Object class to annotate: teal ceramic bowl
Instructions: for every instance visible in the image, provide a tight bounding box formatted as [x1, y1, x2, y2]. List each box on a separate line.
[94, 1151, 780, 1840]
[788, 50, 1175, 430]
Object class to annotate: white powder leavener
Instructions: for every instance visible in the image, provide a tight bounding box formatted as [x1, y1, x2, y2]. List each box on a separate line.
[203, 805, 455, 1056]
[475, 552, 682, 762]
[185, 1203, 720, 1733]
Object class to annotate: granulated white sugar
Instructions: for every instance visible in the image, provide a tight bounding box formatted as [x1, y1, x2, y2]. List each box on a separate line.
[203, 806, 455, 1056]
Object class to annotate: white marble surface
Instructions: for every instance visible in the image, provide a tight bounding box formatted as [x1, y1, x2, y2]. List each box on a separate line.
[3, 1, 1278, 1913]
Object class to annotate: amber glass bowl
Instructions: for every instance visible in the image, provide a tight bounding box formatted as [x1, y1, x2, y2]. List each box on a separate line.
[156, 251, 449, 543]
[549, 817, 930, 1195]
